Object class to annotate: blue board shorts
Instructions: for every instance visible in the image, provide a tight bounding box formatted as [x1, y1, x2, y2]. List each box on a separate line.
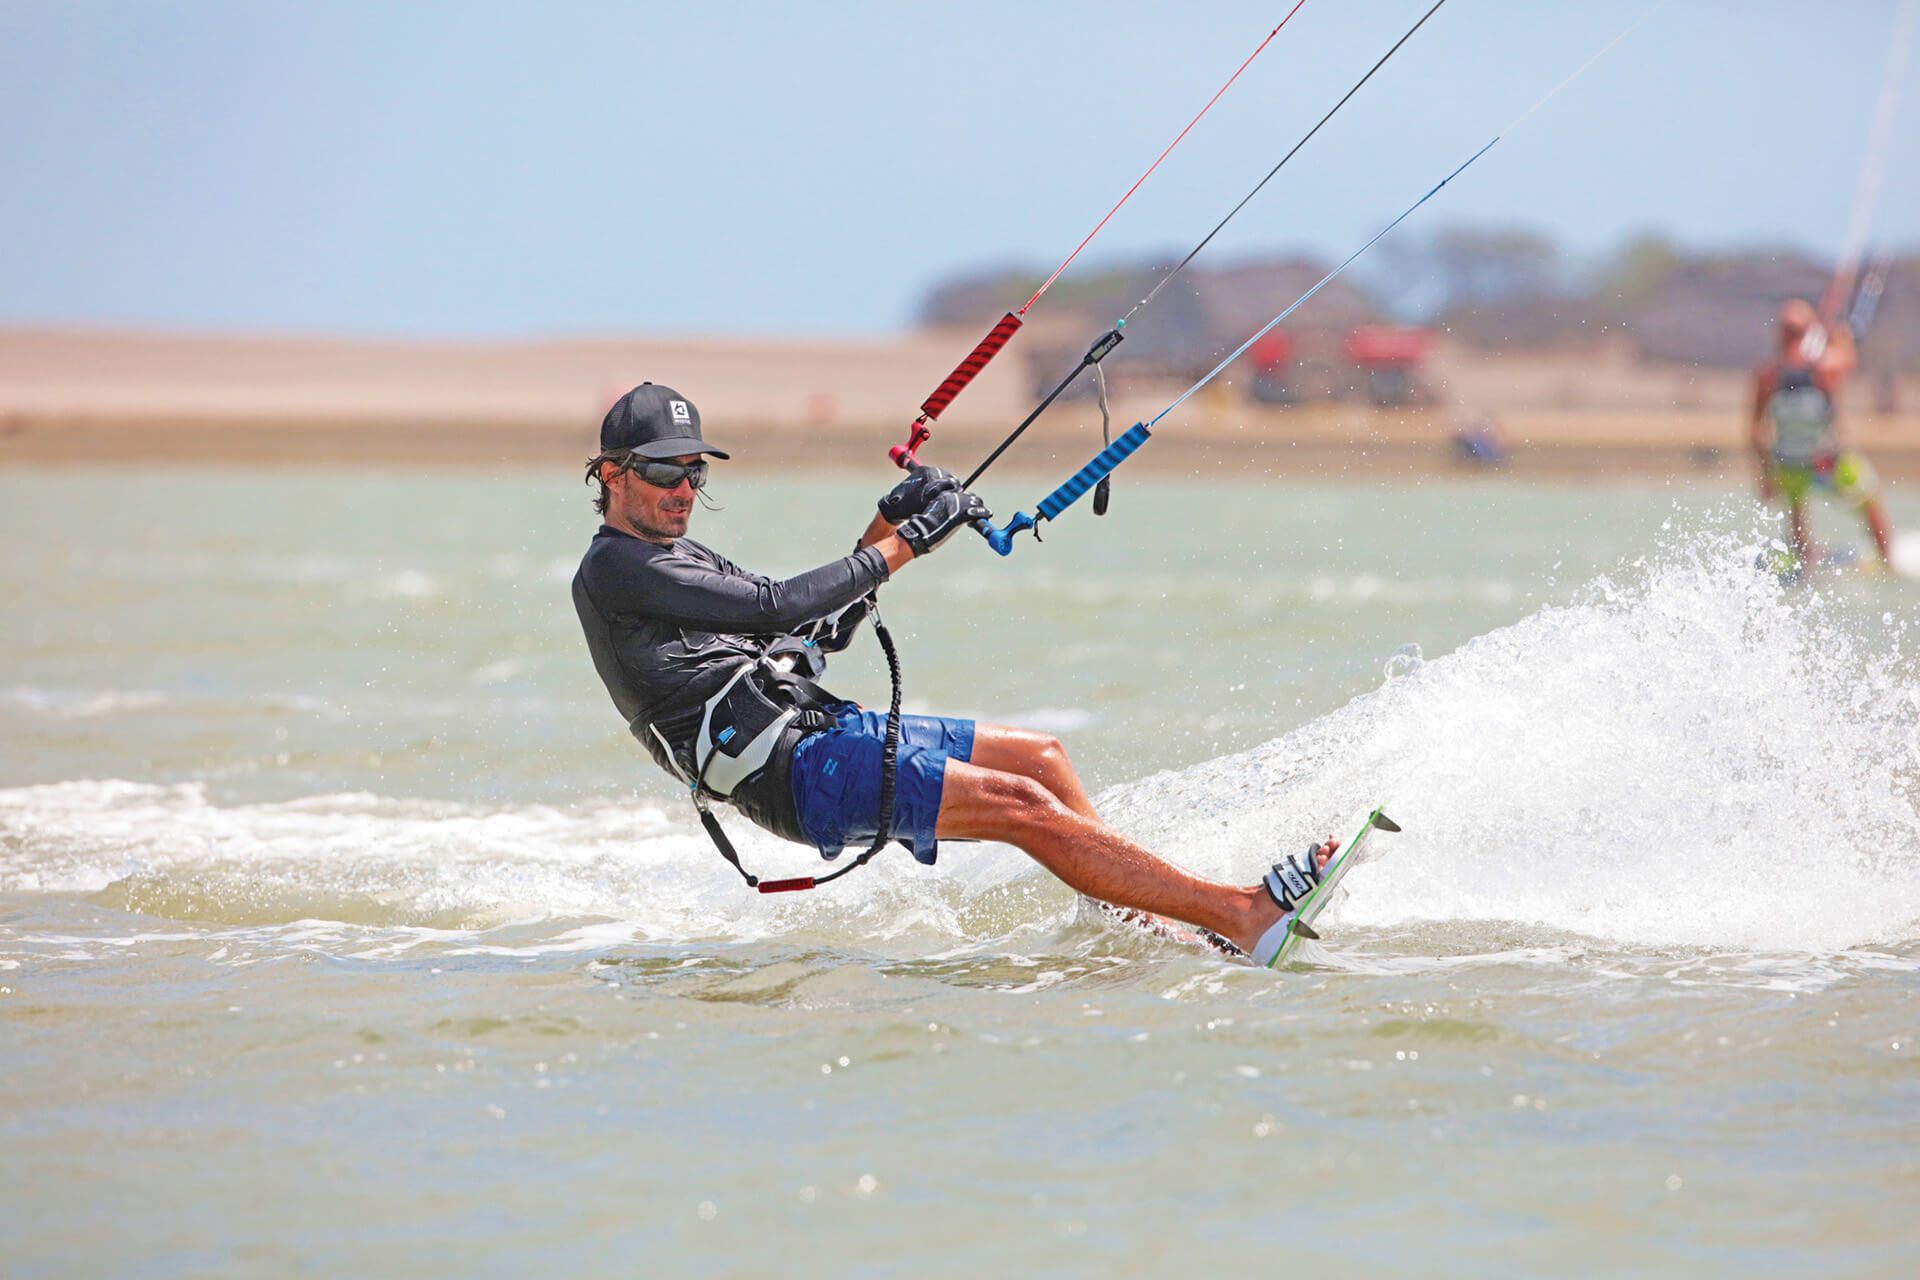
[789, 702, 975, 865]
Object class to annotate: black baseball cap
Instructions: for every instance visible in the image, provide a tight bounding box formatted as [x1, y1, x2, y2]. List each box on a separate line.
[600, 383, 730, 459]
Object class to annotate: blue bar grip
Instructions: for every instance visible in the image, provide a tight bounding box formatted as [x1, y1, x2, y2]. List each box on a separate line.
[974, 424, 1151, 557]
[1035, 424, 1151, 521]
[977, 511, 1035, 556]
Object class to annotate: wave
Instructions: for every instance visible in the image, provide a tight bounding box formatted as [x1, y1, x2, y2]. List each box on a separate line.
[0, 778, 1035, 945]
[1101, 514, 1920, 953]
[2, 686, 173, 719]
[5, 511, 1916, 960]
[16, 548, 582, 595]
[939, 564, 1521, 610]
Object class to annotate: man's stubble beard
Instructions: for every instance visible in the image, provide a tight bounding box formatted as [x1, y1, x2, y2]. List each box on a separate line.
[621, 499, 690, 544]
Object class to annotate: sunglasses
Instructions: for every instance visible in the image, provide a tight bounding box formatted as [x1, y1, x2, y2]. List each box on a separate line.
[622, 456, 709, 490]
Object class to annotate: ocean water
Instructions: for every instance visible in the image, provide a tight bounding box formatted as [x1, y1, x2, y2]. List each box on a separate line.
[3, 467, 1919, 1277]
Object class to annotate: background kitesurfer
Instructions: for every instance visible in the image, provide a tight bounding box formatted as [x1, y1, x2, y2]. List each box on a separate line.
[1750, 298, 1896, 570]
[572, 382, 1336, 963]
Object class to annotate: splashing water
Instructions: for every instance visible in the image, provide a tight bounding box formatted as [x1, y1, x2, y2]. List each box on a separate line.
[0, 777, 1039, 955]
[5, 508, 1917, 961]
[1103, 514, 1920, 954]
[17, 471, 1920, 1280]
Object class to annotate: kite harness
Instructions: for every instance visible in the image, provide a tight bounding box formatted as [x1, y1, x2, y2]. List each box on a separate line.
[653, 614, 907, 894]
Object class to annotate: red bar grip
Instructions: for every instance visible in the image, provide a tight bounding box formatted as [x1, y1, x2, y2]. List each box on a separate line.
[756, 877, 817, 894]
[920, 312, 1022, 420]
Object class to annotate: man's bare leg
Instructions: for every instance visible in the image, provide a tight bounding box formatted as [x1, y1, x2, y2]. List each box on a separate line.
[966, 726, 1198, 938]
[1864, 495, 1895, 563]
[935, 757, 1333, 954]
[968, 725, 1097, 819]
[1790, 497, 1815, 568]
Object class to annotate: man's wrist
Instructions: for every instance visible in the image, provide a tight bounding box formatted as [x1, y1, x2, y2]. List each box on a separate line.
[872, 534, 915, 573]
[856, 510, 897, 551]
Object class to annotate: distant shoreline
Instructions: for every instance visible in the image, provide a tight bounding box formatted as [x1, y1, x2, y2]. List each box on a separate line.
[14, 416, 1920, 485]
[5, 325, 1917, 480]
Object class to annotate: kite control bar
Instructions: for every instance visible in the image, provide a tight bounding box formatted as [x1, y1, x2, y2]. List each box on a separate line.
[977, 423, 1152, 555]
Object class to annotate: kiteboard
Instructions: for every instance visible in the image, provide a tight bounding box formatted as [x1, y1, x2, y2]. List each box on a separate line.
[1761, 537, 1920, 585]
[1264, 806, 1400, 968]
[1759, 540, 1851, 585]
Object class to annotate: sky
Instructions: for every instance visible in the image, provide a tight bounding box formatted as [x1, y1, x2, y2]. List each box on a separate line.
[2, 0, 1917, 339]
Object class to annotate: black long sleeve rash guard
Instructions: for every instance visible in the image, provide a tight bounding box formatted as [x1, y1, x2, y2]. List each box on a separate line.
[572, 524, 889, 837]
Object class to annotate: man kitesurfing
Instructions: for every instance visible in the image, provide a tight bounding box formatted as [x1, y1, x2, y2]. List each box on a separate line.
[565, 5, 1673, 963]
[570, 384, 1339, 965]
[1750, 299, 1896, 573]
[1751, 0, 1915, 576]
[562, 7, 1412, 966]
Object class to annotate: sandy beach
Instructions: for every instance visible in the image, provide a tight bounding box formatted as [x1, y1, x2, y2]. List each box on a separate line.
[6, 325, 1918, 479]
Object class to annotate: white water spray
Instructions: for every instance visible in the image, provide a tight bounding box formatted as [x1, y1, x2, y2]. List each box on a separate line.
[1105, 515, 1920, 953]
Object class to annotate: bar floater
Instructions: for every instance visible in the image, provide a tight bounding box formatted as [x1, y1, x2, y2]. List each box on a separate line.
[976, 423, 1152, 555]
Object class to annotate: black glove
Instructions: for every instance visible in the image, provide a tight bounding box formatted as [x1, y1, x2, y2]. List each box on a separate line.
[896, 488, 991, 557]
[877, 463, 962, 524]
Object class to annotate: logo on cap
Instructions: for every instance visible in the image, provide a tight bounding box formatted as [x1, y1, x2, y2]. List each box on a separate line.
[670, 400, 692, 425]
